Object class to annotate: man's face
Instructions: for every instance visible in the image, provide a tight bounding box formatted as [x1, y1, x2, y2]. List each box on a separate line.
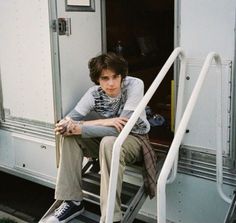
[98, 69, 122, 97]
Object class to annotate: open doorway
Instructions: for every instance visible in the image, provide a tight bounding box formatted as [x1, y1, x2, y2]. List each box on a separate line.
[105, 0, 174, 146]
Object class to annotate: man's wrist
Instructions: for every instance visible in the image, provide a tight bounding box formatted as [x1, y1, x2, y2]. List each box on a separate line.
[76, 120, 84, 135]
[78, 120, 84, 125]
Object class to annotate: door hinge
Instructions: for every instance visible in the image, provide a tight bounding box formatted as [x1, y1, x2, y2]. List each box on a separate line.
[52, 18, 71, 36]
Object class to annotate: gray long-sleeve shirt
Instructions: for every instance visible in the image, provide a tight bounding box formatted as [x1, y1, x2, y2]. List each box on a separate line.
[67, 76, 150, 138]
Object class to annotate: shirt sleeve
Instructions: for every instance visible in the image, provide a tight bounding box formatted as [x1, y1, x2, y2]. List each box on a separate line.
[121, 77, 150, 134]
[81, 125, 119, 138]
[66, 109, 85, 121]
[73, 87, 95, 116]
[123, 78, 144, 111]
[120, 109, 150, 134]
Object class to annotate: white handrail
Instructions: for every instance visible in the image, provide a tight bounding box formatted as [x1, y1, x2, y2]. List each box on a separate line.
[215, 55, 232, 204]
[166, 49, 187, 184]
[157, 52, 231, 223]
[105, 47, 186, 223]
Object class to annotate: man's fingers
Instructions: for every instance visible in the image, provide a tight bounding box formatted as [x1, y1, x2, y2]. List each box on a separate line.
[54, 125, 67, 135]
[55, 117, 72, 135]
[113, 118, 127, 132]
[118, 117, 128, 126]
[114, 123, 122, 132]
[120, 120, 127, 126]
[119, 117, 128, 122]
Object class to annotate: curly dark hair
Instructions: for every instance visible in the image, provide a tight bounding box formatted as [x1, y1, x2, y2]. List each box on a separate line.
[88, 52, 128, 85]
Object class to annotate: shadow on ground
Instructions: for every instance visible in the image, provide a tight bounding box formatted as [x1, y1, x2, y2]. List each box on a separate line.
[0, 171, 55, 222]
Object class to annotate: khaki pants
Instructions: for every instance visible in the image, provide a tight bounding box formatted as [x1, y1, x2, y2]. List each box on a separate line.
[55, 135, 142, 222]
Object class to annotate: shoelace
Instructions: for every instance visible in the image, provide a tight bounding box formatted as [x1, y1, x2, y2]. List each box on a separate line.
[54, 202, 70, 217]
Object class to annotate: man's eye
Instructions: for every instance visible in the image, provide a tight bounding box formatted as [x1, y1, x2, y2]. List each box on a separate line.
[100, 77, 108, 81]
[114, 75, 119, 79]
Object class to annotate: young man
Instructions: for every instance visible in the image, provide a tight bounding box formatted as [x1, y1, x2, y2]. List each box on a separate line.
[46, 52, 155, 223]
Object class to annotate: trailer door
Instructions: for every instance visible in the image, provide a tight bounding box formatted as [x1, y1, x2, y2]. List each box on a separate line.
[52, 0, 102, 117]
[0, 0, 55, 124]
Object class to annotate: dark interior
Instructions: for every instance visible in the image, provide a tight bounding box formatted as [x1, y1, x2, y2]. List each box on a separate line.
[105, 0, 174, 146]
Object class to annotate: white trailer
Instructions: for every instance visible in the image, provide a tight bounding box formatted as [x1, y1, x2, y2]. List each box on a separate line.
[0, 0, 235, 222]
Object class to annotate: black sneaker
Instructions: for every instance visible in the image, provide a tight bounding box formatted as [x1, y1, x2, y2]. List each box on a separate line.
[46, 200, 84, 223]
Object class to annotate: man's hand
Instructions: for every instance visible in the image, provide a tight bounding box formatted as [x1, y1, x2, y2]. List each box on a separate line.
[55, 117, 70, 135]
[55, 117, 82, 136]
[102, 117, 128, 132]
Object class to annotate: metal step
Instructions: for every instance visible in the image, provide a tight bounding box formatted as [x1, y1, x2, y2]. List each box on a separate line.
[66, 171, 142, 223]
[82, 171, 141, 209]
[71, 210, 100, 223]
[79, 154, 166, 223]
[39, 154, 166, 223]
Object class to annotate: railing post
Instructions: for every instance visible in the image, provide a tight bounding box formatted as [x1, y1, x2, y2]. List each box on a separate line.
[214, 55, 232, 204]
[157, 52, 232, 223]
[104, 47, 185, 223]
[166, 51, 187, 184]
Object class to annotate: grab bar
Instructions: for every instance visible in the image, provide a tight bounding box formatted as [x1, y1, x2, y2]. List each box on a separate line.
[105, 47, 186, 223]
[157, 52, 231, 223]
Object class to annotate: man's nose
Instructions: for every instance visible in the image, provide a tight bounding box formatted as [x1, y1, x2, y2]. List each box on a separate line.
[108, 79, 114, 85]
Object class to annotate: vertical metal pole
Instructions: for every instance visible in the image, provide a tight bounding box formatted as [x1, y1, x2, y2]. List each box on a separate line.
[230, 10, 236, 168]
[101, 0, 107, 53]
[157, 53, 232, 223]
[167, 53, 187, 184]
[215, 55, 232, 204]
[105, 48, 185, 223]
[48, 0, 63, 167]
[0, 66, 5, 122]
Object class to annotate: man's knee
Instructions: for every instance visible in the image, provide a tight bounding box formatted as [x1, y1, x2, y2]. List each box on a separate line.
[99, 136, 126, 165]
[61, 136, 83, 154]
[62, 135, 75, 143]
[99, 136, 116, 157]
[100, 136, 116, 147]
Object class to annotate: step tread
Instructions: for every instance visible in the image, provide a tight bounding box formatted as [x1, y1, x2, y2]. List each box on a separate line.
[82, 172, 141, 202]
[73, 210, 100, 223]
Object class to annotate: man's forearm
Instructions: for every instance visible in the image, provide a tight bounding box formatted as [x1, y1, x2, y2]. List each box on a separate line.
[81, 125, 119, 138]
